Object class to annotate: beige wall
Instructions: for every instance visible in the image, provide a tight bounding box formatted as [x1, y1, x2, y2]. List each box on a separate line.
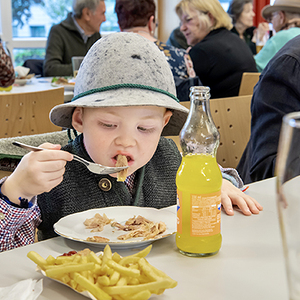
[157, 0, 181, 43]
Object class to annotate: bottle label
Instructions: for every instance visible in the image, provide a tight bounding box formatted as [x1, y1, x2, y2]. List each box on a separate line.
[190, 191, 221, 237]
[177, 190, 182, 234]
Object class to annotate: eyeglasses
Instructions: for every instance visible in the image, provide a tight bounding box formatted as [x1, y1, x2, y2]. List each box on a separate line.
[267, 11, 279, 23]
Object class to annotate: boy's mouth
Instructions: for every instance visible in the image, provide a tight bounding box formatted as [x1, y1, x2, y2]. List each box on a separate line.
[113, 154, 133, 164]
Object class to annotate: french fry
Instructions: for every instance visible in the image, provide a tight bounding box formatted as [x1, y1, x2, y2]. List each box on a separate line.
[97, 275, 110, 286]
[112, 252, 122, 263]
[122, 290, 152, 300]
[139, 258, 177, 288]
[55, 255, 77, 264]
[106, 259, 140, 277]
[118, 256, 140, 266]
[45, 262, 95, 278]
[88, 252, 102, 264]
[102, 279, 170, 295]
[110, 270, 120, 285]
[46, 255, 56, 265]
[27, 244, 177, 300]
[138, 258, 160, 281]
[74, 273, 112, 300]
[27, 251, 48, 270]
[116, 276, 128, 286]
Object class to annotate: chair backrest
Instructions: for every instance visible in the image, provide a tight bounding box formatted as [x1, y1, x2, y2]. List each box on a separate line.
[210, 95, 252, 168]
[165, 94, 252, 169]
[0, 87, 64, 138]
[238, 72, 260, 96]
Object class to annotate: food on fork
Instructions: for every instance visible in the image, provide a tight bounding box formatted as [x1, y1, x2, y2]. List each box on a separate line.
[83, 213, 114, 232]
[112, 215, 167, 241]
[116, 154, 128, 182]
[27, 244, 177, 300]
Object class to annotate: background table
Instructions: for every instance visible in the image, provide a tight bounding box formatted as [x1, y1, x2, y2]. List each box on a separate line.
[0, 177, 289, 299]
[0, 77, 74, 103]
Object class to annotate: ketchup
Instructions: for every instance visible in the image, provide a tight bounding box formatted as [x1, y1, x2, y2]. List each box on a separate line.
[61, 250, 77, 256]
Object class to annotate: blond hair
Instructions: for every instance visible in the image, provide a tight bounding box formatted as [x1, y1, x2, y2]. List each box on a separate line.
[176, 0, 233, 31]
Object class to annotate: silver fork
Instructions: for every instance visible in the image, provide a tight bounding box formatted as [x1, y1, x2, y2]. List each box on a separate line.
[13, 141, 128, 175]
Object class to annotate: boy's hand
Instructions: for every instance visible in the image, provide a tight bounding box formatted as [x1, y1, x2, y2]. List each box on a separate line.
[1, 143, 73, 205]
[221, 179, 263, 216]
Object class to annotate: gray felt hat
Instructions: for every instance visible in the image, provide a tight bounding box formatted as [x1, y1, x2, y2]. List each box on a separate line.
[262, 0, 300, 20]
[50, 32, 189, 136]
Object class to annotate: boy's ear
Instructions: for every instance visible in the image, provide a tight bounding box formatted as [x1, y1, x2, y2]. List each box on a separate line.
[163, 110, 173, 127]
[72, 107, 84, 133]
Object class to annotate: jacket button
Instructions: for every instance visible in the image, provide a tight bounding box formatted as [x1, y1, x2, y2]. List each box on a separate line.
[99, 178, 112, 191]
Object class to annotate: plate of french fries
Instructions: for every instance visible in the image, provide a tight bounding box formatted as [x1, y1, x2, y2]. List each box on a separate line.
[54, 206, 176, 250]
[27, 244, 177, 300]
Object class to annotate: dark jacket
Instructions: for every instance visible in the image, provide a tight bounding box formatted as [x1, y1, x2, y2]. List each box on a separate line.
[43, 13, 101, 77]
[231, 26, 256, 55]
[37, 134, 181, 240]
[237, 35, 300, 183]
[189, 28, 257, 99]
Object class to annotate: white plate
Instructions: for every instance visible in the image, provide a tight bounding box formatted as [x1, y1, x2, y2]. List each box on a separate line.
[14, 78, 28, 86]
[51, 82, 75, 91]
[54, 206, 176, 250]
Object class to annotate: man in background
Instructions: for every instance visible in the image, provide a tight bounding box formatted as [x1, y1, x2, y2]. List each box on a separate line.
[44, 0, 106, 77]
[254, 0, 300, 71]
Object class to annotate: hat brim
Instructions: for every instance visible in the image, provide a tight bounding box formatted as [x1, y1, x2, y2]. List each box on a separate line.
[50, 88, 189, 136]
[262, 4, 300, 19]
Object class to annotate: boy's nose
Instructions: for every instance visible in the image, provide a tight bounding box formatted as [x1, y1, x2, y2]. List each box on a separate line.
[115, 132, 136, 148]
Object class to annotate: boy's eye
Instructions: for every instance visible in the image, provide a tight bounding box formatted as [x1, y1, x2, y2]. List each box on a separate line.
[138, 126, 155, 133]
[100, 122, 115, 128]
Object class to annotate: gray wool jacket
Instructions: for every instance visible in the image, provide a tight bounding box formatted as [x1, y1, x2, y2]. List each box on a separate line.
[37, 134, 181, 240]
[37, 134, 242, 241]
[43, 12, 101, 77]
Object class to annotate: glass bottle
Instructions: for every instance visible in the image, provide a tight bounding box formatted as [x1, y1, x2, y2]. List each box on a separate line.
[176, 86, 222, 257]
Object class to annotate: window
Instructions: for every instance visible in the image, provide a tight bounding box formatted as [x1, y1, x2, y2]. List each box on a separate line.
[0, 0, 118, 66]
[30, 26, 46, 37]
[219, 0, 230, 11]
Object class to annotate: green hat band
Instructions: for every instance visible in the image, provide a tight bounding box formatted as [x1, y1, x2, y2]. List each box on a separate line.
[72, 83, 179, 103]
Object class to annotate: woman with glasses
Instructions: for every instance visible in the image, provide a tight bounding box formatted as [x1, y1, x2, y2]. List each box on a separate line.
[254, 0, 300, 72]
[176, 0, 257, 99]
[227, 0, 269, 55]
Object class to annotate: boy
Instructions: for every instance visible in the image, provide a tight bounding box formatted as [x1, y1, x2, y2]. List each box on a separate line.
[0, 33, 262, 251]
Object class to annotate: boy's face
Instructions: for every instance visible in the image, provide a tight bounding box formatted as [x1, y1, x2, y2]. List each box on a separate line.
[72, 106, 173, 178]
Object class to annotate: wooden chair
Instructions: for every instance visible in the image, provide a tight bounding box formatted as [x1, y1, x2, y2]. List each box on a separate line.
[210, 95, 252, 168]
[238, 72, 260, 96]
[0, 87, 64, 138]
[166, 94, 252, 169]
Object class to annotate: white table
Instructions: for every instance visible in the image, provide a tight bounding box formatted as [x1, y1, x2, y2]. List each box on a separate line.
[0, 177, 289, 299]
[0, 77, 74, 103]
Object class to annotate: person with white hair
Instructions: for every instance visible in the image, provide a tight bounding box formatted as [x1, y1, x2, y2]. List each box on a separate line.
[43, 0, 106, 77]
[254, 0, 300, 71]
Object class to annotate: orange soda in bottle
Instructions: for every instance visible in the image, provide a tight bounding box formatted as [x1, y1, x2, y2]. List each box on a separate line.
[176, 86, 222, 257]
